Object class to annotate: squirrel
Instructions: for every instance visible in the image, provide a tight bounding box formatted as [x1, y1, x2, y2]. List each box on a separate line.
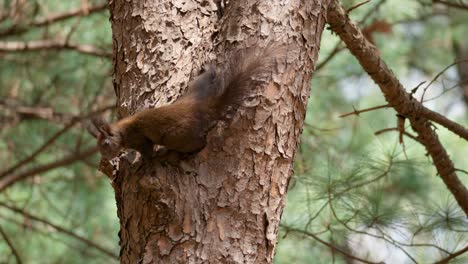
[88, 45, 282, 161]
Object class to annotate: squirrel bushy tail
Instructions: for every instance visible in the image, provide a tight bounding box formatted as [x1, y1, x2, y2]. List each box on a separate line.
[186, 45, 283, 121]
[216, 46, 280, 114]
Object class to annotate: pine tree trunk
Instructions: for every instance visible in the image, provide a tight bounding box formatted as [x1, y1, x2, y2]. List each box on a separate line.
[107, 0, 330, 262]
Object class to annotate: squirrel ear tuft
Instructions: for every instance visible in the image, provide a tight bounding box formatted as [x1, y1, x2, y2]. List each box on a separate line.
[86, 121, 100, 138]
[90, 116, 112, 137]
[99, 123, 113, 136]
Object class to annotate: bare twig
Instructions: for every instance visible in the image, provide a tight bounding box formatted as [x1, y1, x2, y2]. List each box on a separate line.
[0, 98, 58, 121]
[347, 0, 372, 14]
[0, 40, 112, 58]
[0, 146, 98, 192]
[0, 105, 113, 179]
[0, 224, 22, 264]
[358, 0, 387, 24]
[33, 3, 107, 26]
[421, 107, 468, 141]
[455, 168, 468, 176]
[315, 42, 345, 71]
[327, 0, 468, 215]
[339, 104, 389, 118]
[374, 128, 422, 143]
[0, 3, 108, 37]
[421, 59, 468, 103]
[0, 202, 118, 260]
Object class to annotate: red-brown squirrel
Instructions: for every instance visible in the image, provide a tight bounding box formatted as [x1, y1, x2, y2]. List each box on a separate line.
[89, 46, 281, 161]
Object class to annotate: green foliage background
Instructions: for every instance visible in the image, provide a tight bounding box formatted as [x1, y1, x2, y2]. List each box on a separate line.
[0, 0, 466, 263]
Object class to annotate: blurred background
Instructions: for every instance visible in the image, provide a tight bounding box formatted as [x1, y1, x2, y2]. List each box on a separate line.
[0, 0, 466, 263]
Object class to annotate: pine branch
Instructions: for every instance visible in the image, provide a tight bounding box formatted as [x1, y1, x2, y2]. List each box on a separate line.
[327, 0, 468, 216]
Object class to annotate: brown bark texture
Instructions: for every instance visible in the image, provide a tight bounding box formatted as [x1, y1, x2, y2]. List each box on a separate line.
[107, 0, 329, 263]
[327, 0, 468, 215]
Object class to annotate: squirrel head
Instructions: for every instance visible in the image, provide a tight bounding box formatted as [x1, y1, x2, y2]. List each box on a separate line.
[89, 117, 122, 160]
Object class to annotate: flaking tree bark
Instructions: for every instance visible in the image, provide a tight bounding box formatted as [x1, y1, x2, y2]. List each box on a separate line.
[106, 0, 329, 263]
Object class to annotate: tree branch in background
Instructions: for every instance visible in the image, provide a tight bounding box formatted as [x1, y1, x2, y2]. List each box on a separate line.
[0, 105, 114, 180]
[315, 42, 345, 72]
[346, 0, 371, 14]
[339, 104, 390, 118]
[315, 0, 389, 72]
[0, 146, 98, 192]
[374, 128, 422, 143]
[0, 224, 22, 264]
[0, 40, 111, 58]
[0, 202, 118, 260]
[421, 107, 468, 140]
[0, 3, 108, 37]
[0, 98, 74, 124]
[433, 245, 468, 264]
[327, 0, 468, 215]
[433, 0, 468, 11]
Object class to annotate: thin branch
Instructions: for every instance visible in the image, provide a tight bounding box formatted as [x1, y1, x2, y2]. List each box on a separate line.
[358, 0, 388, 24]
[0, 3, 108, 37]
[347, 0, 372, 14]
[339, 104, 390, 118]
[280, 225, 384, 264]
[0, 224, 22, 264]
[34, 3, 107, 26]
[433, 0, 468, 11]
[0, 40, 112, 58]
[421, 107, 468, 140]
[0, 213, 104, 260]
[0, 105, 113, 179]
[328, 197, 419, 263]
[0, 146, 99, 192]
[421, 59, 468, 102]
[315, 42, 345, 71]
[374, 128, 422, 143]
[455, 168, 468, 176]
[0, 98, 63, 122]
[433, 244, 468, 264]
[327, 0, 468, 216]
[0, 202, 118, 260]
